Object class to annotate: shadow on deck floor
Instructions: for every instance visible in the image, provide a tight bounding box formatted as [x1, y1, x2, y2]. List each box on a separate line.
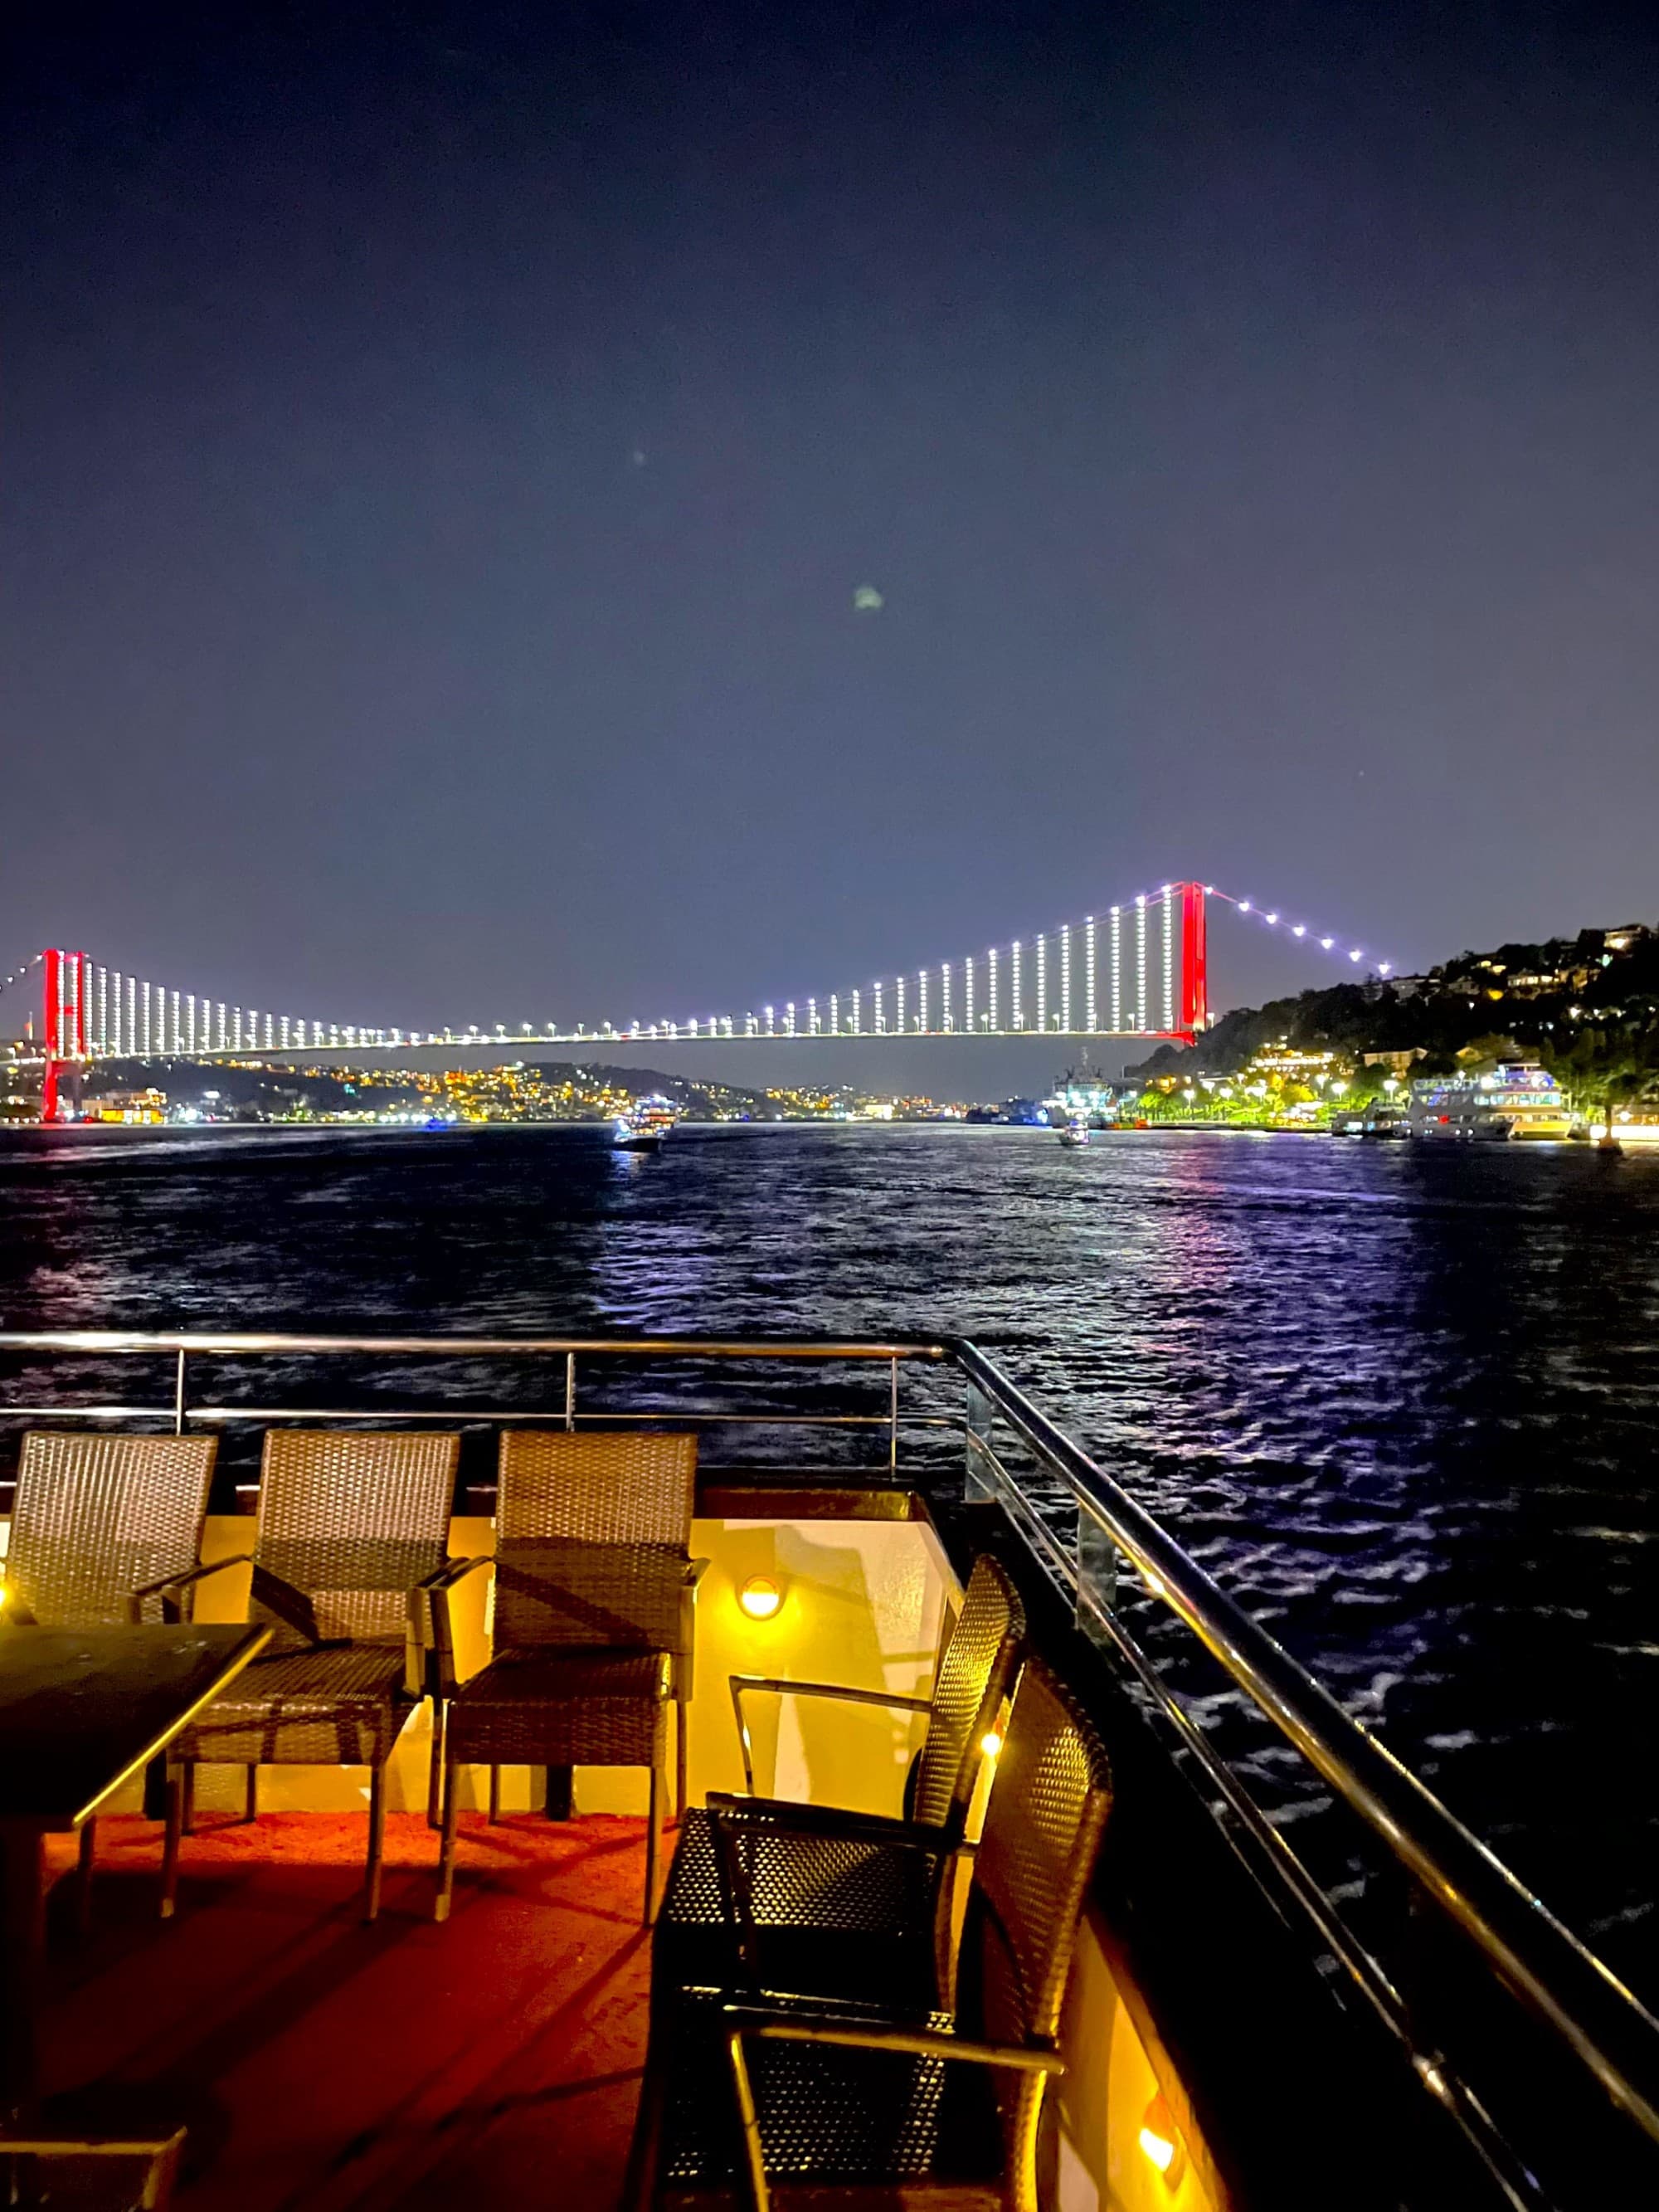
[41, 1812, 653, 2211]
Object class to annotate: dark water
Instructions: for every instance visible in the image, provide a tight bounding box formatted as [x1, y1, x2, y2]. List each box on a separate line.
[2, 1120, 1657, 1997]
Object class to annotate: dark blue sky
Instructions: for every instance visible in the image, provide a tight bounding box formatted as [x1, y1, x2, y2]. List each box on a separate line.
[4, 2, 1657, 1059]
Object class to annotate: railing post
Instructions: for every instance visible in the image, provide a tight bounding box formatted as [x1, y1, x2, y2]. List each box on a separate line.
[888, 1357, 899, 1476]
[1075, 1511, 1118, 1646]
[564, 1352, 577, 1432]
[963, 1381, 998, 1503]
[173, 1349, 187, 1436]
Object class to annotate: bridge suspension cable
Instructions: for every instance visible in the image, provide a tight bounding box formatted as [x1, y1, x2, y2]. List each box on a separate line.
[22, 878, 1393, 1123]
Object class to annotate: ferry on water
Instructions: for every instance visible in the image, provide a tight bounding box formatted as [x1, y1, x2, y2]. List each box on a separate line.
[0, 1327, 1653, 2210]
[1407, 1060, 1582, 1141]
[614, 1096, 678, 1152]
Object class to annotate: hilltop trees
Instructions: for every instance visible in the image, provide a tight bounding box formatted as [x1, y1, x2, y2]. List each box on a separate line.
[1128, 923, 1659, 1108]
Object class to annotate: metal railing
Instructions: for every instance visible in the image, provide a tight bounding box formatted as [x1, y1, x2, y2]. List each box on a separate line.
[952, 1340, 1659, 2206]
[0, 1331, 946, 1477]
[1, 1326, 1657, 2200]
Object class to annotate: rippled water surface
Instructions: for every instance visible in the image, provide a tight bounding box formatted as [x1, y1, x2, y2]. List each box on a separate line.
[2, 1121, 1657, 1995]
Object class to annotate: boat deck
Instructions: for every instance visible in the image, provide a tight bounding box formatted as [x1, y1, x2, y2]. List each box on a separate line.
[39, 1811, 650, 2210]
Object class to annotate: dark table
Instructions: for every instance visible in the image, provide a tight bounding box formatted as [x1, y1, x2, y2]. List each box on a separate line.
[0, 1624, 270, 2129]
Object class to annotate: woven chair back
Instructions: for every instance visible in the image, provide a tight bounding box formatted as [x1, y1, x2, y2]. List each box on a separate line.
[493, 1430, 697, 1652]
[961, 1657, 1112, 2199]
[5, 1433, 218, 1626]
[254, 1430, 459, 1646]
[910, 1554, 1024, 1833]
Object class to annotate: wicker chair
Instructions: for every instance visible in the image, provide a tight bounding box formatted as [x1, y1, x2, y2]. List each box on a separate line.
[2, 1433, 226, 1917]
[651, 1554, 1024, 2010]
[432, 1430, 701, 1926]
[167, 1429, 461, 1920]
[640, 1656, 1112, 2211]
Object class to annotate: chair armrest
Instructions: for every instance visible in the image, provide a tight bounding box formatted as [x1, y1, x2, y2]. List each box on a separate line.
[732, 2007, 1063, 2076]
[727, 1674, 932, 1799]
[418, 1553, 494, 1698]
[673, 1557, 713, 1698]
[719, 2007, 1062, 2210]
[417, 1553, 494, 1593]
[128, 1554, 254, 1625]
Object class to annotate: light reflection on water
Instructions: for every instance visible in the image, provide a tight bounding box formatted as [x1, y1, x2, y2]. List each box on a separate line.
[2, 1119, 1657, 1994]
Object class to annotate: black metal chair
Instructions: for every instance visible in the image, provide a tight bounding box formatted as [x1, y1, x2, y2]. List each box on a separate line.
[633, 1655, 1112, 2210]
[651, 1553, 1024, 2008]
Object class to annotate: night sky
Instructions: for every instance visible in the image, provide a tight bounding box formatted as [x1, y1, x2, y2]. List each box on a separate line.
[5, 2, 1657, 1078]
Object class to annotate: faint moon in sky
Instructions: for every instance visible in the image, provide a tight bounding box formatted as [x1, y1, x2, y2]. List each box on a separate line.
[854, 584, 884, 611]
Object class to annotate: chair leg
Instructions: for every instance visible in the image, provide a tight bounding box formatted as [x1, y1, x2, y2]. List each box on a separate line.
[675, 1692, 689, 1824]
[621, 2048, 667, 2212]
[488, 1765, 501, 1825]
[180, 1763, 197, 1837]
[426, 1698, 446, 1830]
[365, 1761, 387, 1922]
[160, 1766, 184, 1919]
[645, 1761, 661, 1926]
[435, 1747, 461, 1923]
[243, 1766, 258, 1824]
[75, 1817, 96, 1939]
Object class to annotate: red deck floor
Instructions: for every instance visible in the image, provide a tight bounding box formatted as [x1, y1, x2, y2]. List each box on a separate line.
[40, 1812, 653, 2210]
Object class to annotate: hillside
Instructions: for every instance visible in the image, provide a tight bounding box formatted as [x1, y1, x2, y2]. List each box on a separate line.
[1131, 921, 1659, 1099]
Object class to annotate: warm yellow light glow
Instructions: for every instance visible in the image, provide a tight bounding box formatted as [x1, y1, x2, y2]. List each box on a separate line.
[738, 1574, 783, 1620]
[1138, 2097, 1185, 2187]
[1138, 2126, 1175, 2173]
[980, 1731, 1003, 1758]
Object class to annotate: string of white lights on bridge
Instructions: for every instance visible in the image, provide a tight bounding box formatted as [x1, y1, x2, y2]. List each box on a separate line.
[31, 882, 1391, 1064]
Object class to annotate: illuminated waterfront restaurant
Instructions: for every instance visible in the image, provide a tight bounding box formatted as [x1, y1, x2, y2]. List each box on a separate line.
[0, 1332, 1656, 2209]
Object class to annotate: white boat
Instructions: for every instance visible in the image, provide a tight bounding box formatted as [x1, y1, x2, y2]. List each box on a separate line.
[614, 1097, 678, 1152]
[1406, 1063, 1579, 1142]
[1057, 1115, 1090, 1147]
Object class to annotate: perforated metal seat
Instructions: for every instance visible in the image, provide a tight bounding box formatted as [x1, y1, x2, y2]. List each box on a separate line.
[172, 1429, 460, 1919]
[656, 1991, 1001, 2208]
[638, 1657, 1112, 2212]
[653, 1556, 1024, 2005]
[433, 1430, 701, 1925]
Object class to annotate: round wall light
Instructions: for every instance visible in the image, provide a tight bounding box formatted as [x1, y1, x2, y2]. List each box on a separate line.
[738, 1574, 784, 1621]
[1137, 2095, 1187, 2188]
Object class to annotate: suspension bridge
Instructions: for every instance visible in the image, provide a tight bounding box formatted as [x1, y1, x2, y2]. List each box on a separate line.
[5, 879, 1391, 1121]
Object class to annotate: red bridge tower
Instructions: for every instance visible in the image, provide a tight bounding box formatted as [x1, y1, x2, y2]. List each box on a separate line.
[41, 948, 89, 1124]
[1176, 880, 1208, 1040]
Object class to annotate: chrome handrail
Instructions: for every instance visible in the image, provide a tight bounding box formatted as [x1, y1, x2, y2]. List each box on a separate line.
[1, 1323, 1656, 2180]
[0, 1331, 948, 1357]
[947, 1335, 1659, 2177]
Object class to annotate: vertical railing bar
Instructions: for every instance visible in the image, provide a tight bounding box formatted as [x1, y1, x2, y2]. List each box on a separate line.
[564, 1352, 577, 1433]
[173, 1349, 187, 1436]
[888, 1357, 899, 1475]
